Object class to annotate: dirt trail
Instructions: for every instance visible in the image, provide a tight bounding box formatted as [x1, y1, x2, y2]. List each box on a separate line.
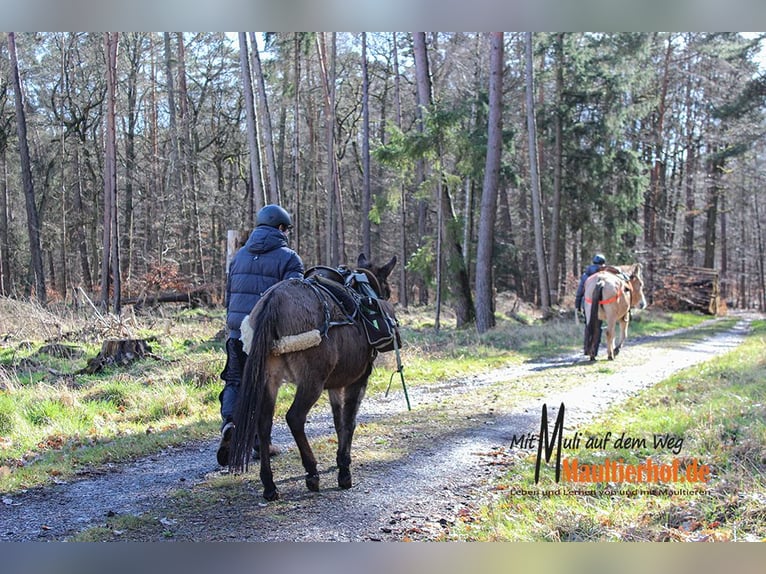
[0, 316, 754, 541]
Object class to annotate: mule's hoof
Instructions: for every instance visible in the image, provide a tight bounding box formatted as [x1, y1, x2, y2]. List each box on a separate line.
[608, 355, 614, 361]
[614, 348, 621, 356]
[306, 473, 320, 492]
[263, 488, 280, 501]
[338, 468, 352, 489]
[589, 356, 596, 362]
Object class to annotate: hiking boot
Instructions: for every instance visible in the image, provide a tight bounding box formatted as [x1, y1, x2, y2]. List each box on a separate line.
[216, 421, 235, 466]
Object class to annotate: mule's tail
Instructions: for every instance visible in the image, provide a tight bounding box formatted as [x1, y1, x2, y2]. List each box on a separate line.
[228, 289, 281, 473]
[584, 282, 603, 357]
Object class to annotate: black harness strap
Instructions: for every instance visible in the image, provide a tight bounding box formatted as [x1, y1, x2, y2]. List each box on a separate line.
[304, 276, 355, 337]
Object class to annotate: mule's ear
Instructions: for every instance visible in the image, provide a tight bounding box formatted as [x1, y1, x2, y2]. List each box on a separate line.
[381, 256, 397, 278]
[357, 253, 370, 269]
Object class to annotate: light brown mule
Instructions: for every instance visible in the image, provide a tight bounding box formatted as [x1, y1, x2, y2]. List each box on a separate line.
[583, 263, 647, 361]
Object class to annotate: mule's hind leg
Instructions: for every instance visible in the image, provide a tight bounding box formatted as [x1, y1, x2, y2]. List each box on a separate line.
[328, 375, 368, 490]
[605, 322, 616, 360]
[257, 385, 280, 501]
[285, 383, 325, 493]
[614, 316, 629, 357]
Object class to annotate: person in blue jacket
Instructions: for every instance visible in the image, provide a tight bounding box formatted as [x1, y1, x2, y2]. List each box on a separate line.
[574, 253, 606, 317]
[216, 204, 304, 466]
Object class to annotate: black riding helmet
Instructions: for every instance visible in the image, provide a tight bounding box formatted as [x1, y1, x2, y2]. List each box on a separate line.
[256, 204, 293, 229]
[592, 253, 606, 265]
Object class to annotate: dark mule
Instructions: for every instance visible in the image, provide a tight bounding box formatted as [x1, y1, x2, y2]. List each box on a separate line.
[583, 263, 647, 361]
[228, 254, 397, 501]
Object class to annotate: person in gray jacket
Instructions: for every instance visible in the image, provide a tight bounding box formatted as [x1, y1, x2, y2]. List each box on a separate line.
[217, 204, 304, 466]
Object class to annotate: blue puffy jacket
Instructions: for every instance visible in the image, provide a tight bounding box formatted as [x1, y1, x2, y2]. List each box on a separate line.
[575, 263, 605, 309]
[225, 225, 304, 338]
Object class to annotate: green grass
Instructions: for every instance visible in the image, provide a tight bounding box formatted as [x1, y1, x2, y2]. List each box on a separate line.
[0, 330, 224, 493]
[627, 310, 712, 336]
[447, 320, 766, 542]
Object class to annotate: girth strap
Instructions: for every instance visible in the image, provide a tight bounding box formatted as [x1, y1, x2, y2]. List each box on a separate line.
[302, 277, 355, 337]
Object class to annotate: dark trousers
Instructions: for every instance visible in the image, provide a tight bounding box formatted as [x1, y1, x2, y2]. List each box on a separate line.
[219, 337, 247, 429]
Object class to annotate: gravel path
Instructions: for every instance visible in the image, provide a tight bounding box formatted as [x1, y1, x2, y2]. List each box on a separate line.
[0, 316, 754, 541]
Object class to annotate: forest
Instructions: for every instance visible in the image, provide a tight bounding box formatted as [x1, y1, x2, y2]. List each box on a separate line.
[1, 32, 765, 332]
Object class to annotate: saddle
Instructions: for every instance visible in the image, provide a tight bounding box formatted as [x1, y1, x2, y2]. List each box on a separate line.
[601, 264, 631, 282]
[304, 266, 401, 353]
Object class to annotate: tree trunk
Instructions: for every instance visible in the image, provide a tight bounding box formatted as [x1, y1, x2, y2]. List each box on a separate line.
[71, 147, 93, 290]
[163, 33, 182, 221]
[548, 33, 564, 304]
[103, 32, 120, 313]
[147, 34, 160, 264]
[79, 338, 156, 374]
[317, 32, 342, 266]
[754, 190, 766, 311]
[703, 154, 723, 269]
[8, 32, 46, 305]
[412, 32, 431, 307]
[123, 33, 141, 293]
[0, 40, 9, 296]
[292, 33, 303, 255]
[176, 33, 206, 282]
[462, 33, 482, 284]
[414, 32, 475, 328]
[249, 33, 280, 205]
[238, 33, 265, 213]
[719, 191, 728, 299]
[524, 32, 550, 314]
[0, 145, 11, 296]
[392, 33, 408, 308]
[361, 32, 371, 258]
[475, 32, 504, 334]
[644, 34, 673, 295]
[683, 142, 697, 266]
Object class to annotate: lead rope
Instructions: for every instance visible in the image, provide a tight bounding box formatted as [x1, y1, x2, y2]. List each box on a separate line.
[385, 322, 411, 411]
